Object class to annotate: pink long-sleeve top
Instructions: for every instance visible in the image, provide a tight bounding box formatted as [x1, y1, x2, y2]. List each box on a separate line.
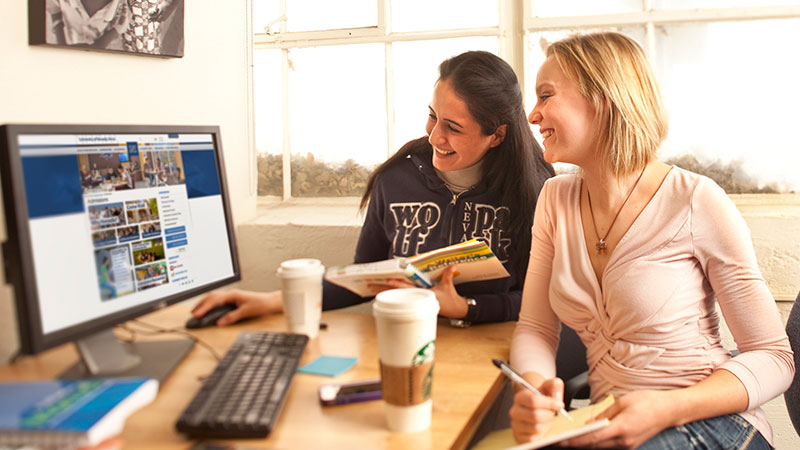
[510, 167, 794, 445]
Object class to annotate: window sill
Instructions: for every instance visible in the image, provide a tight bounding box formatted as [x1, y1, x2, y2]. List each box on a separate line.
[730, 193, 800, 216]
[251, 196, 364, 227]
[249, 193, 800, 225]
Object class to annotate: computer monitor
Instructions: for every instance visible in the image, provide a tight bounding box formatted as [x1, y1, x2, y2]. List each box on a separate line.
[0, 124, 240, 382]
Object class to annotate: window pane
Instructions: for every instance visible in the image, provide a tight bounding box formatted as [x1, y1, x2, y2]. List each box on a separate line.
[531, 0, 642, 17]
[393, 0, 498, 32]
[653, 0, 800, 9]
[253, 0, 280, 35]
[288, 44, 386, 197]
[393, 37, 499, 152]
[655, 20, 800, 192]
[525, 27, 645, 174]
[254, 49, 283, 196]
[286, 0, 376, 32]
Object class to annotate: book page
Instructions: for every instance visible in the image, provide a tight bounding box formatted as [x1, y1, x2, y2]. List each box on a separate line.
[324, 259, 431, 297]
[472, 394, 614, 450]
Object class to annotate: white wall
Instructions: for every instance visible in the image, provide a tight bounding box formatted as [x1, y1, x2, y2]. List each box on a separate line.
[0, 0, 255, 360]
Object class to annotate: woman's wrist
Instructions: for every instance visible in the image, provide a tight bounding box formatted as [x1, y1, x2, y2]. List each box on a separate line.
[660, 389, 690, 428]
[454, 296, 470, 318]
[264, 290, 284, 314]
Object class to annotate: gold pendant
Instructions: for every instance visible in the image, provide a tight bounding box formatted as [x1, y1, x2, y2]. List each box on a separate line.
[596, 240, 607, 255]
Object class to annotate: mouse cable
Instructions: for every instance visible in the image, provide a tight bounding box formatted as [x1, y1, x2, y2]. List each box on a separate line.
[119, 319, 222, 362]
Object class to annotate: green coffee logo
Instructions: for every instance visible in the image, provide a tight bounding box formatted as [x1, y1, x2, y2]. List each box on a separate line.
[412, 340, 435, 366]
[413, 340, 435, 401]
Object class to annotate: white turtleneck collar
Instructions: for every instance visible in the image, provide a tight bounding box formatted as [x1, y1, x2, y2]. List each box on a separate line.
[435, 159, 484, 194]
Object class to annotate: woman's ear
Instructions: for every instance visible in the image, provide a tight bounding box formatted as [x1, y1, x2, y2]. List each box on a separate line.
[490, 124, 507, 148]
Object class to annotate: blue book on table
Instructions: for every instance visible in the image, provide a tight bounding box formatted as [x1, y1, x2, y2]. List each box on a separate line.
[0, 377, 158, 448]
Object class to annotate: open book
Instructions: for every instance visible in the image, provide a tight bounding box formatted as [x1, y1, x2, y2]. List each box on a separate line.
[325, 239, 509, 297]
[472, 394, 615, 450]
[0, 377, 158, 448]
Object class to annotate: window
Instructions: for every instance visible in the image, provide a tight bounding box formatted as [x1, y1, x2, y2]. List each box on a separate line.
[253, 0, 800, 199]
[253, 0, 500, 198]
[655, 20, 800, 193]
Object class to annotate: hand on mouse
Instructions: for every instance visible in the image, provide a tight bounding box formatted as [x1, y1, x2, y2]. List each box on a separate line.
[192, 289, 283, 326]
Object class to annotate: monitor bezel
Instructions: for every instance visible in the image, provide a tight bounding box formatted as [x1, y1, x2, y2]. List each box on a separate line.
[0, 123, 241, 355]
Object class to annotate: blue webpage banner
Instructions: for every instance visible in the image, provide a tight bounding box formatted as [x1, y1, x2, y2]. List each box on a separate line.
[181, 150, 221, 199]
[22, 156, 84, 219]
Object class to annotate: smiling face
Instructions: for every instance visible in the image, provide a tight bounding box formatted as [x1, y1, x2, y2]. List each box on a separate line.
[528, 56, 599, 167]
[425, 80, 505, 172]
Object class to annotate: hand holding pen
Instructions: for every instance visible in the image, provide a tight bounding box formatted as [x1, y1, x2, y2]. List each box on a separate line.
[492, 359, 572, 421]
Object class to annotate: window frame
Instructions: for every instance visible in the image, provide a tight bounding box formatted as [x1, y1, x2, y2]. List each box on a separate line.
[252, 0, 800, 200]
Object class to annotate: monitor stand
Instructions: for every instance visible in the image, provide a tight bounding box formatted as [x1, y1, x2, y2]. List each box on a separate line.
[59, 329, 195, 385]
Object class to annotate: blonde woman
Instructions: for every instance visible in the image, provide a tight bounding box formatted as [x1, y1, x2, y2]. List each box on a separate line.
[509, 32, 793, 449]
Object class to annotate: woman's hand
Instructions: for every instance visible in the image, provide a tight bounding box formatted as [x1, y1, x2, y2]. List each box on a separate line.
[429, 265, 469, 318]
[509, 376, 566, 443]
[375, 266, 469, 318]
[191, 289, 283, 326]
[561, 389, 679, 449]
[368, 278, 417, 295]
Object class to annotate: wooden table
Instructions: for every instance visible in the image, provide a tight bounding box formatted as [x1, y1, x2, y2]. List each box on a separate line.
[0, 303, 514, 449]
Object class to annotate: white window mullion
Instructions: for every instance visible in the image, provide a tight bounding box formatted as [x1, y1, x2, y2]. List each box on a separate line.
[643, 0, 656, 62]
[281, 48, 291, 201]
[498, 0, 525, 95]
[377, 0, 388, 33]
[255, 27, 500, 49]
[383, 0, 395, 159]
[645, 22, 655, 62]
[279, 0, 291, 200]
[524, 6, 800, 31]
[246, 0, 256, 197]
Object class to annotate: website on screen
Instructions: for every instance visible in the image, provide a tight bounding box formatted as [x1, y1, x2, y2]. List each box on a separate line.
[18, 132, 235, 333]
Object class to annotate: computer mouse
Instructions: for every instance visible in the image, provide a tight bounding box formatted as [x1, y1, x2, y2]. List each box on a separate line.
[186, 303, 238, 329]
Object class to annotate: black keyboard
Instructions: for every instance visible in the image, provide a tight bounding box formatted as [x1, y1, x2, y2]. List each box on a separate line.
[176, 331, 308, 438]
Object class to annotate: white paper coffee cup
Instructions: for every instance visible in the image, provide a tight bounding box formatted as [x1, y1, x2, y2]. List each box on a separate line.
[373, 288, 439, 433]
[276, 258, 324, 339]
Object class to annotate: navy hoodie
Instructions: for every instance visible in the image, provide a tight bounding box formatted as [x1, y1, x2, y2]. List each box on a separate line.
[323, 139, 531, 323]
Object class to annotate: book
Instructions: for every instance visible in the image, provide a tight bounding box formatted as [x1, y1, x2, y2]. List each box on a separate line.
[324, 239, 509, 297]
[0, 377, 158, 449]
[472, 394, 615, 450]
[406, 239, 509, 284]
[324, 258, 433, 298]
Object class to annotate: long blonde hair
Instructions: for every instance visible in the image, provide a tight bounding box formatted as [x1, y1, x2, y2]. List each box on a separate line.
[546, 32, 668, 177]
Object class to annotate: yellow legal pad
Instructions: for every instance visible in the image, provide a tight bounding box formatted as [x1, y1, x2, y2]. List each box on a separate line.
[473, 394, 615, 450]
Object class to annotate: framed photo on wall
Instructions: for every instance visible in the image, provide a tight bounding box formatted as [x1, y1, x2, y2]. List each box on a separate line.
[28, 0, 185, 58]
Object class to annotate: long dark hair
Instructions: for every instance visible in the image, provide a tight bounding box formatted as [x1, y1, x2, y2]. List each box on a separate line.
[361, 51, 553, 277]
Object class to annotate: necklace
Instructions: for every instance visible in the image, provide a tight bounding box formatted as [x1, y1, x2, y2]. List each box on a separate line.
[586, 167, 646, 255]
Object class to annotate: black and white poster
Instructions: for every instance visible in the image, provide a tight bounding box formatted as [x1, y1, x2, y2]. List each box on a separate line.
[30, 0, 185, 57]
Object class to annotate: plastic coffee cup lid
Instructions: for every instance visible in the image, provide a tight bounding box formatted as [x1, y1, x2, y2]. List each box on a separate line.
[373, 288, 440, 319]
[276, 258, 324, 278]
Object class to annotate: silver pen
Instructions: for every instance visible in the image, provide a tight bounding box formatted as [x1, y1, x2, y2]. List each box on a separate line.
[492, 359, 572, 421]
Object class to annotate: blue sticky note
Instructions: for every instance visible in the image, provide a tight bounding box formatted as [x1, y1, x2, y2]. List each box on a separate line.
[297, 355, 358, 377]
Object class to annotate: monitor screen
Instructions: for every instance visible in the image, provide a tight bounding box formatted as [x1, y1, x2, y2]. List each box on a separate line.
[1, 124, 240, 380]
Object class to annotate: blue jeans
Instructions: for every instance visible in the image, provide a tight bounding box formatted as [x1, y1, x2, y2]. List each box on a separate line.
[638, 414, 769, 450]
